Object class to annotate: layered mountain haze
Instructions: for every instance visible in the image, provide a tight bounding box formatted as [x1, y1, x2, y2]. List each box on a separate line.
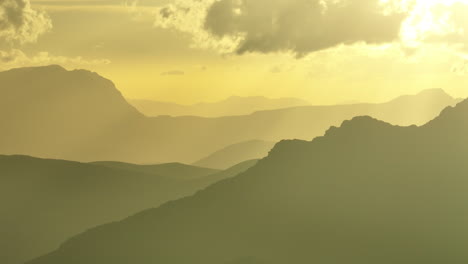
[130, 96, 310, 117]
[0, 155, 256, 264]
[0, 66, 461, 165]
[193, 140, 276, 169]
[27, 99, 468, 264]
[91, 161, 219, 180]
[6, 1, 468, 263]
[365, 88, 462, 125]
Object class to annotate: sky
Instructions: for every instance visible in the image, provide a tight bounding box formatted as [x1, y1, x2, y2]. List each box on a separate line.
[2, 0, 468, 104]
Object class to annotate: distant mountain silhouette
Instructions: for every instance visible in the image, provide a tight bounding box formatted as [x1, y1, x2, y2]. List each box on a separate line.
[193, 140, 275, 169]
[192, 159, 259, 185]
[0, 155, 256, 264]
[0, 65, 144, 161]
[27, 99, 468, 264]
[91, 161, 219, 179]
[130, 96, 310, 117]
[364, 88, 461, 125]
[0, 66, 461, 164]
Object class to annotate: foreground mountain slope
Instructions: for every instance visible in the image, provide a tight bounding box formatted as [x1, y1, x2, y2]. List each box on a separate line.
[28, 99, 468, 264]
[0, 156, 256, 264]
[130, 96, 310, 117]
[0, 66, 461, 164]
[193, 140, 275, 169]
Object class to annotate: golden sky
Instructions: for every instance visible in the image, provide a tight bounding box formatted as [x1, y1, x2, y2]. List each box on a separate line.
[1, 0, 468, 104]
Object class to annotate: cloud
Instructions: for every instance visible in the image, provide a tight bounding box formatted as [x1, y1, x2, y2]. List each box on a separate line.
[0, 48, 23, 62]
[269, 64, 295, 74]
[155, 0, 411, 56]
[207, 0, 411, 56]
[0, 0, 52, 43]
[419, 2, 468, 52]
[0, 49, 111, 70]
[269, 66, 282, 74]
[154, 0, 242, 53]
[161, 70, 185, 75]
[451, 59, 468, 75]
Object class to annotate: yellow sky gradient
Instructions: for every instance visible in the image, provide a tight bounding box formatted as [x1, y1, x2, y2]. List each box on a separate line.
[2, 0, 468, 104]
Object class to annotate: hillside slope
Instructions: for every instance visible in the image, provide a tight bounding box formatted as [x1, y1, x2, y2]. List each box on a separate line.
[0, 156, 255, 264]
[28, 99, 468, 264]
[193, 140, 275, 169]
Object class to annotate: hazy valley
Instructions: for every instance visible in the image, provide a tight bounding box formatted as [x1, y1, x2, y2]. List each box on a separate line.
[3, 0, 468, 263]
[0, 66, 461, 165]
[0, 154, 257, 264]
[1, 65, 467, 264]
[25, 96, 468, 264]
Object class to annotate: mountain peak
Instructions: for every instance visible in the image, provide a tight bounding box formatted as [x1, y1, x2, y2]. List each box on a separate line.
[1, 65, 107, 81]
[0, 64, 143, 161]
[37, 64, 66, 71]
[266, 116, 401, 163]
[0, 65, 127, 103]
[5, 64, 67, 74]
[424, 98, 468, 127]
[417, 88, 450, 96]
[388, 88, 454, 104]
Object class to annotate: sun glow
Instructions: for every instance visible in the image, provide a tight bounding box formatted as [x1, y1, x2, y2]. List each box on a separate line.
[401, 0, 468, 47]
[3, 0, 467, 104]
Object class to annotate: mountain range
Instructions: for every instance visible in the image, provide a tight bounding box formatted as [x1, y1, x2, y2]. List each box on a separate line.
[130, 96, 310, 117]
[193, 140, 276, 169]
[27, 98, 468, 264]
[0, 155, 257, 264]
[0, 65, 461, 165]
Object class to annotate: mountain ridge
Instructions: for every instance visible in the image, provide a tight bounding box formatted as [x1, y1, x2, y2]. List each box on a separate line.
[193, 140, 276, 169]
[0, 154, 257, 264]
[130, 95, 309, 118]
[26, 97, 468, 264]
[0, 65, 462, 165]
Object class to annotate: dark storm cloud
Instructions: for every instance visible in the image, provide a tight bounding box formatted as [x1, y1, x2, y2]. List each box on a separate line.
[203, 0, 409, 56]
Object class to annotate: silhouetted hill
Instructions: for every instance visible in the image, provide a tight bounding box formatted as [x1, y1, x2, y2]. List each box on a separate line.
[28, 99, 468, 264]
[192, 159, 259, 184]
[130, 96, 310, 117]
[91, 161, 219, 179]
[366, 88, 461, 125]
[193, 140, 275, 169]
[0, 65, 144, 161]
[0, 66, 461, 164]
[0, 155, 256, 264]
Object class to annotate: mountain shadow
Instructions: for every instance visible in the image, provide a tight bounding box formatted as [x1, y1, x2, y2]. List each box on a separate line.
[0, 66, 461, 164]
[0, 156, 256, 264]
[27, 99, 468, 264]
[193, 140, 275, 169]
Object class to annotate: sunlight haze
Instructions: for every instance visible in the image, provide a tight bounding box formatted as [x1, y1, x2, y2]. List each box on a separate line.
[1, 0, 468, 104]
